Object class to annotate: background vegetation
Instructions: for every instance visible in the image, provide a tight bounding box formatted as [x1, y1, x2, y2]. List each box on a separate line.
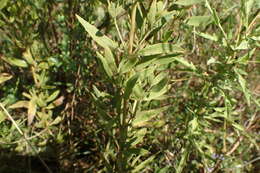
[0, 0, 259, 172]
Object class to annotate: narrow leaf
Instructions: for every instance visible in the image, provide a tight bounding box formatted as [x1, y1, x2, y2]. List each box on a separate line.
[9, 101, 29, 109]
[174, 57, 196, 71]
[46, 90, 60, 103]
[28, 99, 37, 126]
[2, 57, 28, 68]
[124, 73, 139, 99]
[0, 73, 12, 84]
[76, 14, 118, 49]
[138, 43, 184, 56]
[187, 15, 212, 27]
[132, 106, 169, 127]
[96, 52, 113, 77]
[174, 0, 204, 6]
[132, 155, 155, 173]
[195, 31, 218, 41]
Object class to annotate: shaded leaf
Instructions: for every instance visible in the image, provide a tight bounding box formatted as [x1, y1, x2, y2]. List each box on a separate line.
[145, 78, 168, 101]
[124, 73, 139, 99]
[104, 47, 117, 74]
[96, 52, 113, 77]
[132, 155, 155, 173]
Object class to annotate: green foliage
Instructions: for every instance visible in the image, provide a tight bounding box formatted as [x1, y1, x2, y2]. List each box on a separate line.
[0, 0, 259, 172]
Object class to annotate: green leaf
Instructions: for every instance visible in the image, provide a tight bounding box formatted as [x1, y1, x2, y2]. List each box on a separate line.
[236, 48, 255, 65]
[0, 73, 12, 84]
[0, 0, 8, 10]
[118, 56, 138, 74]
[234, 68, 251, 105]
[2, 57, 28, 68]
[132, 155, 155, 173]
[96, 52, 113, 77]
[129, 128, 147, 146]
[0, 111, 6, 123]
[173, 57, 196, 71]
[46, 90, 60, 103]
[138, 43, 184, 56]
[174, 0, 204, 6]
[108, 2, 124, 18]
[22, 49, 36, 66]
[235, 40, 250, 50]
[104, 47, 117, 74]
[50, 116, 62, 125]
[124, 73, 139, 99]
[147, 0, 157, 25]
[245, 0, 255, 17]
[76, 14, 118, 49]
[132, 106, 169, 127]
[187, 16, 212, 27]
[145, 78, 168, 101]
[194, 31, 218, 42]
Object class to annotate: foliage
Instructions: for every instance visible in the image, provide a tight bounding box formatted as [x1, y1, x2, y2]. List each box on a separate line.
[0, 0, 259, 172]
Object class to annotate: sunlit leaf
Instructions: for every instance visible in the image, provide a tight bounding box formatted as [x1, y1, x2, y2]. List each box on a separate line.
[9, 101, 29, 109]
[76, 14, 118, 49]
[0, 73, 12, 84]
[174, 0, 204, 6]
[46, 90, 60, 103]
[235, 40, 250, 50]
[195, 31, 218, 41]
[132, 106, 169, 127]
[138, 43, 184, 56]
[28, 99, 37, 126]
[2, 57, 28, 68]
[0, 0, 8, 10]
[187, 16, 212, 27]
[147, 0, 157, 25]
[173, 57, 196, 71]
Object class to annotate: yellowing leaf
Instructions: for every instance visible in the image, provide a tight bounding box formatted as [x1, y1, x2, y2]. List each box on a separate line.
[9, 101, 29, 109]
[0, 73, 12, 84]
[28, 99, 37, 126]
[22, 49, 36, 66]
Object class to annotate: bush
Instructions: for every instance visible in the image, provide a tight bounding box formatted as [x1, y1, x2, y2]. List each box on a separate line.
[0, 0, 259, 172]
